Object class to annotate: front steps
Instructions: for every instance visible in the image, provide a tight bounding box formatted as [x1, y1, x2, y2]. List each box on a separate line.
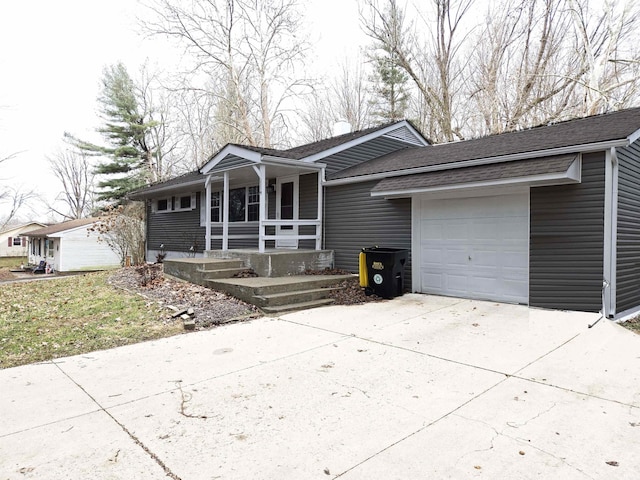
[162, 257, 353, 313]
[207, 275, 353, 314]
[163, 258, 246, 286]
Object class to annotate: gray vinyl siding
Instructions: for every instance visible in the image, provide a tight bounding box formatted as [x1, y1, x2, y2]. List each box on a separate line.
[529, 152, 605, 312]
[147, 193, 205, 253]
[324, 137, 412, 176]
[299, 173, 318, 249]
[615, 141, 640, 313]
[324, 180, 412, 285]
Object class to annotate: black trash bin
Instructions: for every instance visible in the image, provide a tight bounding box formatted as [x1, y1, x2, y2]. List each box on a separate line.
[362, 247, 408, 299]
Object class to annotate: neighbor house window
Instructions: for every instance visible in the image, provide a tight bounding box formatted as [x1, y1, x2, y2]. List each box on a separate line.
[13, 237, 22, 246]
[46, 239, 54, 258]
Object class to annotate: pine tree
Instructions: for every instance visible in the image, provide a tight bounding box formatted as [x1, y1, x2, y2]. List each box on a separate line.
[68, 63, 161, 201]
[368, 0, 410, 123]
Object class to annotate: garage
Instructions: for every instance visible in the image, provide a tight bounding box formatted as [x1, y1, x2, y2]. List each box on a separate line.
[414, 192, 529, 304]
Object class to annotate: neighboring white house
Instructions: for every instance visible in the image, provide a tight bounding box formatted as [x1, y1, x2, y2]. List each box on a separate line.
[0, 222, 47, 258]
[26, 218, 121, 272]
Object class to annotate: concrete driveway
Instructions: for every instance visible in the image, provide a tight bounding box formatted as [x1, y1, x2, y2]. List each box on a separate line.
[1, 294, 640, 479]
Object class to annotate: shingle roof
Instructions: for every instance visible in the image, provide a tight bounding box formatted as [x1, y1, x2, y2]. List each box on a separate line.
[281, 121, 409, 159]
[372, 154, 578, 193]
[128, 171, 204, 199]
[329, 107, 640, 180]
[26, 218, 97, 237]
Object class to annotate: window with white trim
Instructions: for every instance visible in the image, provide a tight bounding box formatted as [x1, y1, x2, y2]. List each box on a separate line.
[13, 236, 22, 246]
[211, 191, 221, 222]
[153, 194, 196, 213]
[155, 198, 170, 212]
[200, 186, 260, 224]
[248, 186, 259, 221]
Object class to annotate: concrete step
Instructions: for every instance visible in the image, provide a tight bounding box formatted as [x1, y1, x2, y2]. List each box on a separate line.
[196, 259, 245, 272]
[252, 287, 343, 307]
[203, 267, 250, 280]
[261, 298, 335, 314]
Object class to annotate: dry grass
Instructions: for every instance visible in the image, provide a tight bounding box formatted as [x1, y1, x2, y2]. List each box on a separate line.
[0, 271, 183, 369]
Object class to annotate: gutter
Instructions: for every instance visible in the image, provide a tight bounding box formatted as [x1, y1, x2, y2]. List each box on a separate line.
[323, 139, 629, 187]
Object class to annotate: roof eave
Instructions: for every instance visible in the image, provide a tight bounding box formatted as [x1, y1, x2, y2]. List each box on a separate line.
[324, 138, 628, 186]
[128, 177, 207, 200]
[372, 159, 582, 199]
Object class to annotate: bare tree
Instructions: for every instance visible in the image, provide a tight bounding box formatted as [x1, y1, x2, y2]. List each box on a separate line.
[333, 59, 373, 131]
[568, 0, 640, 115]
[362, 0, 473, 142]
[48, 148, 95, 220]
[89, 203, 146, 266]
[0, 187, 37, 231]
[142, 0, 312, 149]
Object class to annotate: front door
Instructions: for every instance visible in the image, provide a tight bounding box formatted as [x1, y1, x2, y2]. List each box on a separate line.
[276, 175, 299, 248]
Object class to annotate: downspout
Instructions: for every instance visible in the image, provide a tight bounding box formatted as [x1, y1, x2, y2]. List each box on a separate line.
[602, 147, 619, 320]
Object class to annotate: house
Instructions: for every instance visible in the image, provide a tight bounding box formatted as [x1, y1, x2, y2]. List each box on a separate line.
[0, 222, 47, 258]
[26, 218, 121, 272]
[129, 108, 640, 320]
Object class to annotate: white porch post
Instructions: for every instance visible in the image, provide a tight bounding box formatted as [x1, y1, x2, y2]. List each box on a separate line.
[257, 165, 267, 253]
[222, 171, 229, 251]
[205, 175, 212, 252]
[316, 167, 324, 250]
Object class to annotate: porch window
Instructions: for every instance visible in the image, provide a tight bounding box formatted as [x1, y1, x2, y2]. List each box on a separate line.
[211, 191, 221, 222]
[46, 239, 54, 258]
[248, 186, 259, 221]
[229, 188, 246, 222]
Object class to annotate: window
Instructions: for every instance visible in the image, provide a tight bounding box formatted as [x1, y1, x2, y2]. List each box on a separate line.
[179, 195, 191, 209]
[248, 186, 260, 221]
[211, 191, 221, 222]
[156, 198, 169, 212]
[201, 186, 260, 224]
[13, 236, 22, 246]
[154, 194, 195, 213]
[229, 188, 246, 222]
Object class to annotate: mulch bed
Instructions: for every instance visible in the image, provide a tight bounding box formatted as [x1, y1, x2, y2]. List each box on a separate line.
[108, 265, 261, 330]
[107, 264, 383, 331]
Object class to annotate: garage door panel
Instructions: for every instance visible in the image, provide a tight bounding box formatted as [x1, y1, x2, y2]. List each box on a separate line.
[417, 193, 529, 304]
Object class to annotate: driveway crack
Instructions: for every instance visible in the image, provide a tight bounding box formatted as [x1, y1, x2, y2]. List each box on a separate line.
[52, 361, 183, 480]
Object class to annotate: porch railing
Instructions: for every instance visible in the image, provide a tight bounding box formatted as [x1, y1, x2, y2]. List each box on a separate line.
[259, 219, 322, 252]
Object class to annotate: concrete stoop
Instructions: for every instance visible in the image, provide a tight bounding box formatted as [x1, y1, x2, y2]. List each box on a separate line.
[206, 275, 354, 314]
[163, 258, 247, 286]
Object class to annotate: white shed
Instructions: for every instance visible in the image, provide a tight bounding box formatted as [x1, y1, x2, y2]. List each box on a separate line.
[26, 218, 121, 272]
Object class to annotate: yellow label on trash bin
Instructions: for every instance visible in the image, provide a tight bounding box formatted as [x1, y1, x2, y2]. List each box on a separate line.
[372, 261, 384, 270]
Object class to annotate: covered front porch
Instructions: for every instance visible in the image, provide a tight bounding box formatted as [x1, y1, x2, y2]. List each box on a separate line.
[201, 145, 326, 253]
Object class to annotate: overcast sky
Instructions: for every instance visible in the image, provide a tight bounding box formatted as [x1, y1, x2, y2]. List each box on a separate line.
[0, 0, 366, 220]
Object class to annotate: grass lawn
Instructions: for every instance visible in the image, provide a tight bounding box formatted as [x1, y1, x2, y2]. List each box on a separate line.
[0, 256, 26, 268]
[0, 271, 183, 369]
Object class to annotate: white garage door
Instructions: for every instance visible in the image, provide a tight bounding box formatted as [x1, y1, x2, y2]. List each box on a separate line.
[416, 193, 529, 304]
